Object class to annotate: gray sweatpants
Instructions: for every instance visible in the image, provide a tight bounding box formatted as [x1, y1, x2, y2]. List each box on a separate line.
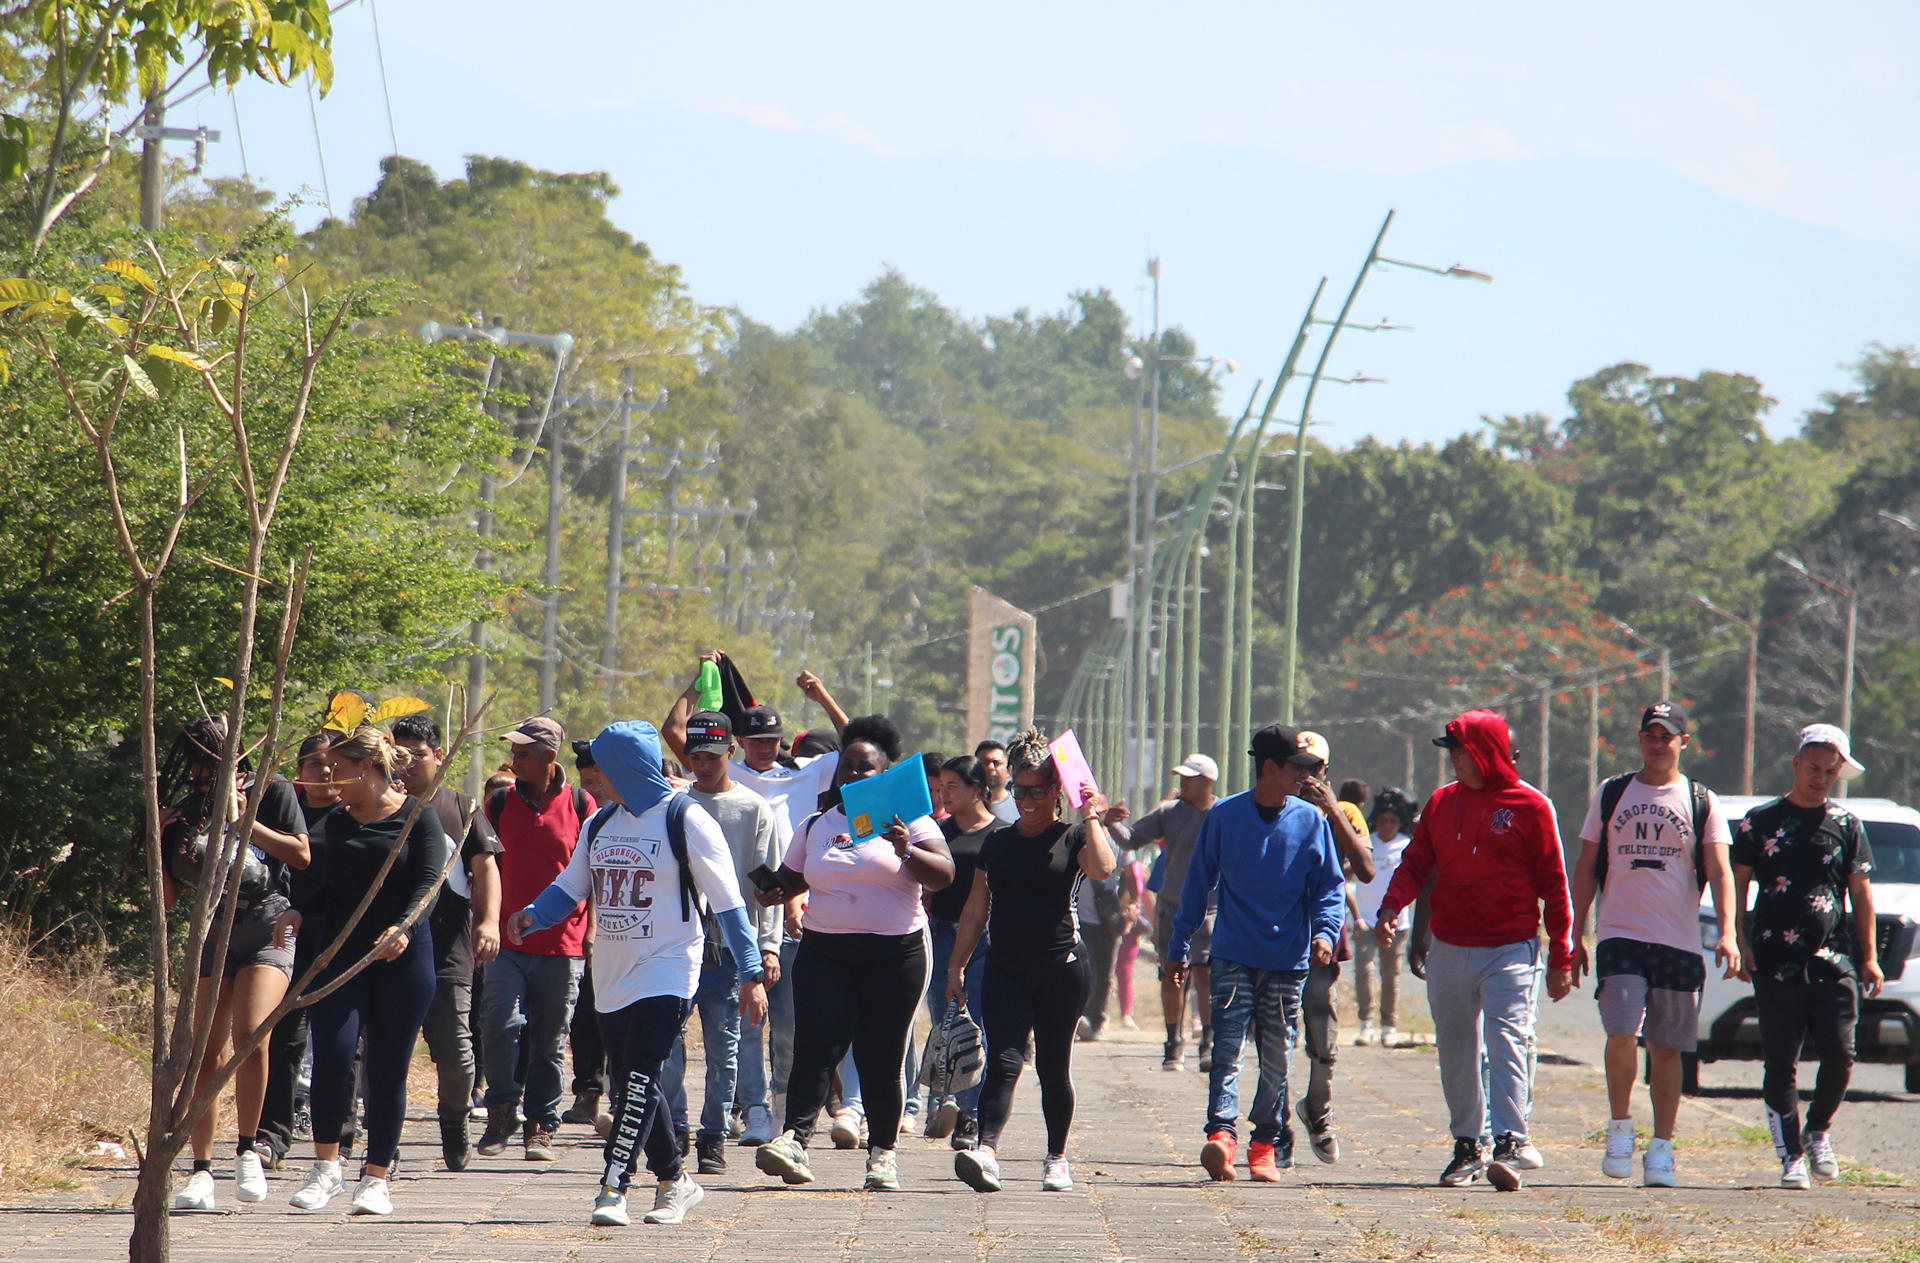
[1424, 938, 1540, 1141]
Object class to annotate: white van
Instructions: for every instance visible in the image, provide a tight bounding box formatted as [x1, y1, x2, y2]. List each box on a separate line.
[1685, 796, 1920, 1094]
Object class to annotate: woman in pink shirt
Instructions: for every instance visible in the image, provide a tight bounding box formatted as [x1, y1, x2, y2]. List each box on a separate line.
[752, 715, 954, 1193]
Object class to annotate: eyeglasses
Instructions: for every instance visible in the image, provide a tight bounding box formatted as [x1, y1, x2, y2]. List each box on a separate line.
[1009, 783, 1055, 800]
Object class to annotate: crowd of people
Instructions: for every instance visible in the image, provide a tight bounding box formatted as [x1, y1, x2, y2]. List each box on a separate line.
[155, 651, 1886, 1224]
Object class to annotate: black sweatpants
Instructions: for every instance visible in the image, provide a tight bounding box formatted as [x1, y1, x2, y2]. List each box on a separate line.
[308, 928, 437, 1170]
[598, 993, 692, 1191]
[1754, 973, 1858, 1158]
[571, 967, 608, 1097]
[979, 952, 1092, 1155]
[782, 930, 927, 1151]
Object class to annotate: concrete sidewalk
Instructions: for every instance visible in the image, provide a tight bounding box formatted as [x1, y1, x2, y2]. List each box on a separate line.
[7, 1025, 1919, 1262]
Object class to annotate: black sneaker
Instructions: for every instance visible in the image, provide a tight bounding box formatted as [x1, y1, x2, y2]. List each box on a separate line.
[695, 1134, 727, 1175]
[677, 1126, 692, 1159]
[1440, 1137, 1484, 1187]
[1196, 1030, 1214, 1073]
[439, 1110, 472, 1172]
[476, 1103, 517, 1157]
[949, 1114, 979, 1151]
[1162, 1038, 1186, 1071]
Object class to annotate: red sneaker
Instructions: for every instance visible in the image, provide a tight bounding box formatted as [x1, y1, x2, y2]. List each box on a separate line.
[1201, 1130, 1237, 1182]
[1248, 1140, 1282, 1182]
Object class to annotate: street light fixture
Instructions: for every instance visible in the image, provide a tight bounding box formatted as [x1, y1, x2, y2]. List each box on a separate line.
[1691, 592, 1758, 795]
[1879, 509, 1920, 534]
[1377, 256, 1495, 283]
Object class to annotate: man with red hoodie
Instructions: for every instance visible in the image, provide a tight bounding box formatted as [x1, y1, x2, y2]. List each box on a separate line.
[1373, 709, 1575, 1189]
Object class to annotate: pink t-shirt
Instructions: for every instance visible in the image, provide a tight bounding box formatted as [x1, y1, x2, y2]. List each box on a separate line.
[787, 805, 940, 936]
[1579, 775, 1732, 954]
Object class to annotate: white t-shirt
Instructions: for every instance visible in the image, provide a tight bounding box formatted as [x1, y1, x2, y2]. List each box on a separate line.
[731, 752, 839, 840]
[550, 797, 748, 1011]
[785, 805, 940, 936]
[990, 794, 1019, 825]
[1356, 831, 1413, 931]
[1579, 776, 1732, 954]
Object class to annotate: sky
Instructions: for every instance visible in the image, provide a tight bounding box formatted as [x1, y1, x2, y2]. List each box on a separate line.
[158, 1, 1920, 445]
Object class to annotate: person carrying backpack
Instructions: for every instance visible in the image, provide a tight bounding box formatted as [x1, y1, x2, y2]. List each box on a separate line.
[507, 721, 769, 1229]
[1569, 702, 1739, 1189]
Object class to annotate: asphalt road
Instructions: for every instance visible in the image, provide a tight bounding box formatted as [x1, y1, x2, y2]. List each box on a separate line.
[1533, 977, 1920, 1179]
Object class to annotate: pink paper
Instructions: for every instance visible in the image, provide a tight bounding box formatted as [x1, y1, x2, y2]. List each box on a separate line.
[1049, 729, 1098, 809]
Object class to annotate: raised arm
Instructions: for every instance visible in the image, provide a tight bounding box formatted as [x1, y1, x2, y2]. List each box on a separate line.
[796, 670, 851, 735]
[662, 651, 723, 761]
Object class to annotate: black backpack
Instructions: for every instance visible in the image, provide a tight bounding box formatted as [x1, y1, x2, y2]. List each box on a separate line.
[582, 794, 725, 972]
[1592, 774, 1713, 892]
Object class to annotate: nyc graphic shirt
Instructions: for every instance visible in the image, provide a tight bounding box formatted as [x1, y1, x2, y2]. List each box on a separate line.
[1579, 777, 1731, 954]
[547, 796, 748, 1010]
[1732, 798, 1874, 984]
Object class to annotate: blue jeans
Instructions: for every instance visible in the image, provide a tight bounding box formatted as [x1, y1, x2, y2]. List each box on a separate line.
[1207, 957, 1306, 1151]
[922, 917, 986, 1115]
[662, 960, 741, 1141]
[478, 948, 583, 1130]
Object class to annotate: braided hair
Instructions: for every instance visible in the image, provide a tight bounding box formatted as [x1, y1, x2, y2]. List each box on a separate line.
[1005, 728, 1056, 780]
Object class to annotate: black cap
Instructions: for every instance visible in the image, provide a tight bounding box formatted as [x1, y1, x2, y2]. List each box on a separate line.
[738, 704, 782, 738]
[1249, 723, 1325, 768]
[684, 709, 733, 755]
[1432, 726, 1465, 749]
[570, 739, 596, 767]
[1640, 702, 1688, 735]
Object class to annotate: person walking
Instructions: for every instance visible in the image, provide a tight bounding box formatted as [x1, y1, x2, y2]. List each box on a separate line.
[1352, 788, 1417, 1048]
[948, 729, 1117, 1194]
[1373, 709, 1575, 1190]
[1117, 753, 1218, 1072]
[751, 715, 954, 1192]
[923, 754, 997, 1147]
[390, 715, 503, 1173]
[507, 721, 770, 1228]
[974, 740, 1019, 824]
[1569, 702, 1738, 1188]
[1733, 723, 1881, 1188]
[476, 717, 596, 1162]
[1168, 725, 1345, 1183]
[285, 725, 449, 1216]
[660, 710, 784, 1177]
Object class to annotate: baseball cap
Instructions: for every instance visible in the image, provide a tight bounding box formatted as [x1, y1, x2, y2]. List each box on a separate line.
[684, 710, 733, 755]
[503, 716, 563, 752]
[1432, 727, 1465, 749]
[570, 739, 596, 767]
[1797, 723, 1865, 780]
[738, 704, 782, 738]
[1640, 702, 1687, 735]
[1297, 731, 1332, 765]
[1170, 753, 1220, 782]
[1249, 724, 1325, 768]
[793, 727, 840, 759]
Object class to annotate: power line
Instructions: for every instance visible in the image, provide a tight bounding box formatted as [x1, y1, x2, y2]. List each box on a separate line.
[304, 72, 333, 218]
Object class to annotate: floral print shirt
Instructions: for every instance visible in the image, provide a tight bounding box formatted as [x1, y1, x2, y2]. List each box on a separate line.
[1732, 797, 1874, 984]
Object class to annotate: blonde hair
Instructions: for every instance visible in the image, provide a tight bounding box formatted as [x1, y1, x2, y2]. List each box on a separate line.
[1006, 728, 1056, 780]
[328, 723, 413, 781]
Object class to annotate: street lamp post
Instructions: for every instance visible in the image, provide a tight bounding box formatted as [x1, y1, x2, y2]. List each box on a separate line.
[1691, 593, 1758, 795]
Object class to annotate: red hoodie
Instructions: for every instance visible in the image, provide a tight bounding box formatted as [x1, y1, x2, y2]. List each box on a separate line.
[1377, 709, 1575, 970]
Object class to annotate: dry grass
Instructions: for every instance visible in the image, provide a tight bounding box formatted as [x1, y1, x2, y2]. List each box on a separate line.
[0, 928, 152, 1190]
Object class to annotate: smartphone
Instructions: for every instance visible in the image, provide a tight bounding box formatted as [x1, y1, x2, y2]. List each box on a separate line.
[748, 864, 790, 898]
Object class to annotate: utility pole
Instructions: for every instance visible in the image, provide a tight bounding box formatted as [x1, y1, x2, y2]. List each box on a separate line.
[1587, 678, 1601, 795]
[136, 95, 219, 231]
[586, 372, 669, 705]
[1537, 684, 1552, 796]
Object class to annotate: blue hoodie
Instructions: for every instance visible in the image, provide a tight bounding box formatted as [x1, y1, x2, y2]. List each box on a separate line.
[524, 721, 764, 986]
[1168, 790, 1345, 972]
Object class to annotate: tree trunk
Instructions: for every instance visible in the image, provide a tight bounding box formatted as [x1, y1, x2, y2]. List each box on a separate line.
[127, 1141, 176, 1263]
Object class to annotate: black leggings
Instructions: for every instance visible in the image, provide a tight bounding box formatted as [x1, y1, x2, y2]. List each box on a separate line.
[978, 952, 1091, 1155]
[783, 930, 927, 1150]
[1754, 974, 1857, 1157]
[598, 993, 691, 1190]
[308, 927, 436, 1169]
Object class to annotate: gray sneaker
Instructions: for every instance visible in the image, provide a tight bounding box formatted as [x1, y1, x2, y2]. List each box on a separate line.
[642, 1174, 705, 1225]
[1294, 1099, 1339, 1164]
[590, 1186, 629, 1226]
[863, 1147, 900, 1191]
[955, 1146, 1002, 1193]
[755, 1131, 815, 1184]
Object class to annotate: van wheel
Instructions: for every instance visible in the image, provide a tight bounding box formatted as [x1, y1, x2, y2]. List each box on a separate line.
[1906, 1061, 1920, 1094]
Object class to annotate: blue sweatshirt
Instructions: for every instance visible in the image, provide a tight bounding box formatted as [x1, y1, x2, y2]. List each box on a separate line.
[1168, 790, 1345, 972]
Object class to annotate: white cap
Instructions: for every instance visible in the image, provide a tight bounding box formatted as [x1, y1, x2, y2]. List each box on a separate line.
[1797, 723, 1865, 780]
[1170, 753, 1219, 782]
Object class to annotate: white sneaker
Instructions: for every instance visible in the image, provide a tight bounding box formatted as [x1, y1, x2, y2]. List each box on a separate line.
[234, 1150, 268, 1202]
[642, 1173, 704, 1224]
[1380, 1026, 1401, 1048]
[1781, 1154, 1811, 1189]
[899, 1109, 920, 1138]
[864, 1147, 900, 1191]
[955, 1145, 1001, 1193]
[288, 1160, 344, 1210]
[1042, 1153, 1073, 1191]
[1601, 1119, 1635, 1179]
[1121, 1014, 1140, 1030]
[171, 1169, 217, 1213]
[739, 1103, 774, 1147]
[349, 1175, 392, 1216]
[1354, 1020, 1376, 1047]
[830, 1107, 862, 1149]
[754, 1130, 815, 1184]
[1642, 1137, 1675, 1187]
[1806, 1130, 1839, 1181]
[590, 1185, 629, 1226]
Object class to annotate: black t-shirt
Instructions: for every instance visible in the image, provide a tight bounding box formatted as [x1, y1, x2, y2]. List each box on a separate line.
[302, 796, 451, 964]
[930, 818, 995, 923]
[292, 794, 335, 907]
[167, 774, 306, 907]
[428, 787, 504, 978]
[979, 820, 1087, 963]
[1732, 797, 1875, 984]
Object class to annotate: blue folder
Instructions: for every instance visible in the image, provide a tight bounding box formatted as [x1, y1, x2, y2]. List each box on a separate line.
[839, 756, 935, 843]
